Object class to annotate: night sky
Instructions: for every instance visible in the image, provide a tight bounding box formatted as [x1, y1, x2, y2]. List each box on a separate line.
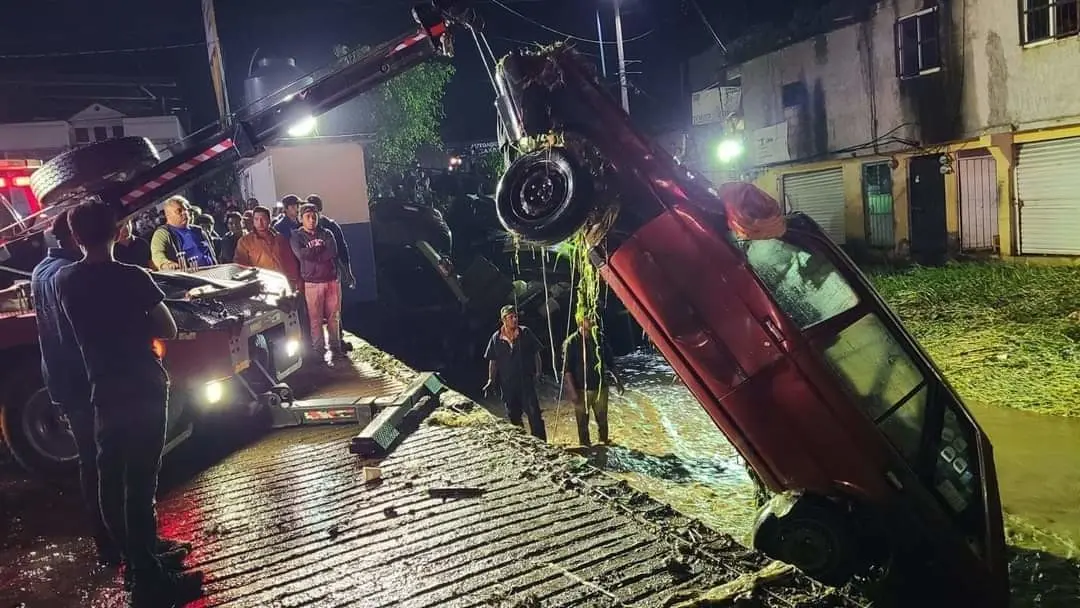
[2, 0, 827, 143]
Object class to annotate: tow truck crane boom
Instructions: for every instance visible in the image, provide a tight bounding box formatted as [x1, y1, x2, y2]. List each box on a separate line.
[0, 1, 461, 248]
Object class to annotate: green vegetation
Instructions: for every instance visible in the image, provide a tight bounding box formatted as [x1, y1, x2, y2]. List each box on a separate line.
[871, 262, 1080, 417]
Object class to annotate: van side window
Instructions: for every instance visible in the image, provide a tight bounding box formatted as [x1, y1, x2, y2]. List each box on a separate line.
[738, 239, 859, 328]
[823, 312, 928, 460]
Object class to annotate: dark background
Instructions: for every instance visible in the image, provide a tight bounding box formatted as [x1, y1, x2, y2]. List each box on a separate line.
[0, 0, 832, 141]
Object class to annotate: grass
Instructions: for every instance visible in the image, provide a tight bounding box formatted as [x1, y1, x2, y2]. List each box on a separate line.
[869, 262, 1080, 417]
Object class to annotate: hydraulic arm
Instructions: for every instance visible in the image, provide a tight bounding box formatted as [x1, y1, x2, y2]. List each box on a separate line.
[0, 2, 463, 247]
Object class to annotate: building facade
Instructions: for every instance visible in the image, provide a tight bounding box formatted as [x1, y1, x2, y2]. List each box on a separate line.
[687, 0, 1080, 258]
[0, 103, 184, 163]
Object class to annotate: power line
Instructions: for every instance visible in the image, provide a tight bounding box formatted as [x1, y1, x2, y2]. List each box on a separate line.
[488, 0, 653, 45]
[0, 42, 202, 59]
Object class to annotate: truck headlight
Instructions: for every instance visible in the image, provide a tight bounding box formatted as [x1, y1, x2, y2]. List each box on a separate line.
[285, 339, 300, 358]
[205, 381, 225, 404]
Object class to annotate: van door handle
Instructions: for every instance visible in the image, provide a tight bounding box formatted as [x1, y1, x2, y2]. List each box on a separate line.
[762, 316, 786, 349]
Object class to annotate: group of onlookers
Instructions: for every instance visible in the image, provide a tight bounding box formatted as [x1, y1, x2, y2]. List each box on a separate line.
[109, 192, 356, 363]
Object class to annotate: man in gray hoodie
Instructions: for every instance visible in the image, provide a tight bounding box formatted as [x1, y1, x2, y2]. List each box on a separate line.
[290, 204, 342, 361]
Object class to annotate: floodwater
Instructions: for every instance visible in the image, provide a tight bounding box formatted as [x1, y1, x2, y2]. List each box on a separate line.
[540, 349, 1080, 605]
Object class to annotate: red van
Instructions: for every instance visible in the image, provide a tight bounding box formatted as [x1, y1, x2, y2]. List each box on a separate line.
[490, 45, 1009, 606]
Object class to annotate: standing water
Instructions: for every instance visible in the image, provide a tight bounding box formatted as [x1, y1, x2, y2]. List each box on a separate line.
[542, 350, 1080, 603]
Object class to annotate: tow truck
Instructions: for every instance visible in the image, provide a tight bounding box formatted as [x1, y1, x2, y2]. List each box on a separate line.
[0, 2, 1009, 605]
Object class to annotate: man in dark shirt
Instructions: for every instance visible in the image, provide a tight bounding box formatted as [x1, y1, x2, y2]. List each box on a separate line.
[31, 211, 108, 557]
[273, 194, 303, 239]
[483, 305, 547, 440]
[218, 211, 244, 263]
[113, 219, 152, 268]
[562, 313, 623, 446]
[56, 200, 203, 604]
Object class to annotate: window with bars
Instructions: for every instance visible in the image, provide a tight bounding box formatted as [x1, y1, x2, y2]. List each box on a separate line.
[896, 7, 942, 79]
[1022, 0, 1080, 44]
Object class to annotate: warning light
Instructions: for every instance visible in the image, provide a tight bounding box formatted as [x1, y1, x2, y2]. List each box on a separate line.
[12, 175, 31, 187]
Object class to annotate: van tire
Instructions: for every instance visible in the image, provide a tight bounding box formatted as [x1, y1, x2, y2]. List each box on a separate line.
[752, 492, 861, 587]
[30, 137, 160, 207]
[495, 148, 594, 246]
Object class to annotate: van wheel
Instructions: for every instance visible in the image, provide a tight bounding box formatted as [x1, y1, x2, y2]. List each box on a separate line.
[752, 492, 861, 587]
[1, 369, 78, 477]
[495, 148, 594, 246]
[29, 136, 160, 207]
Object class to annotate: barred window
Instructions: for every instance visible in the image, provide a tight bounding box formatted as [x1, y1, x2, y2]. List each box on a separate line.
[1022, 0, 1080, 44]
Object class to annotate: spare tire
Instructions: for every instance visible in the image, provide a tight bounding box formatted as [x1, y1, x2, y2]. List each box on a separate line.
[30, 137, 161, 207]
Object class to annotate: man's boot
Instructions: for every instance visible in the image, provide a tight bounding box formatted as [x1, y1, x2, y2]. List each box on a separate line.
[127, 567, 204, 607]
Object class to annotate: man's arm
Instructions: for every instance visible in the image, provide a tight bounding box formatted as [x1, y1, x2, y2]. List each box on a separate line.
[149, 228, 178, 270]
[316, 230, 339, 263]
[233, 236, 251, 266]
[328, 220, 350, 266]
[290, 232, 319, 260]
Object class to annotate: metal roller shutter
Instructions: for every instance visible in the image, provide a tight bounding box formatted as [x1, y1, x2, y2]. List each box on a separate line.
[782, 168, 846, 243]
[1016, 136, 1080, 255]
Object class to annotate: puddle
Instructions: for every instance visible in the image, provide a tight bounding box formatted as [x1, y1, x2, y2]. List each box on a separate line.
[969, 402, 1080, 557]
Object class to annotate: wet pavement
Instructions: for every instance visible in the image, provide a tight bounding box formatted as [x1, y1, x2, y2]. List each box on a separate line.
[1, 341, 857, 608]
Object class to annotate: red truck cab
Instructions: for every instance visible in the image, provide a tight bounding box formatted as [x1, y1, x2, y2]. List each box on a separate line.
[491, 45, 1009, 606]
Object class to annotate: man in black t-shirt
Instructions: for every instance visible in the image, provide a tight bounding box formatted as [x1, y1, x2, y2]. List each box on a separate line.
[483, 305, 547, 440]
[55, 201, 204, 605]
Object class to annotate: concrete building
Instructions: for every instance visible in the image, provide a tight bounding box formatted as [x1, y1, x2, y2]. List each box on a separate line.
[687, 0, 1080, 258]
[0, 103, 184, 162]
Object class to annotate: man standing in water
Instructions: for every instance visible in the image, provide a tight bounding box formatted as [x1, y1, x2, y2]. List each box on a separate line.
[483, 305, 547, 440]
[562, 312, 623, 446]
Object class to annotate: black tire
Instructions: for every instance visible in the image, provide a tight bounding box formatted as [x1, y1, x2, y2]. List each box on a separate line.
[752, 493, 862, 587]
[495, 148, 594, 246]
[30, 136, 160, 207]
[0, 368, 78, 477]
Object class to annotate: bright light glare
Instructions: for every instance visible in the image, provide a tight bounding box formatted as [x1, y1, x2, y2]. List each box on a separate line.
[205, 381, 225, 404]
[285, 339, 300, 358]
[287, 115, 317, 137]
[716, 139, 744, 164]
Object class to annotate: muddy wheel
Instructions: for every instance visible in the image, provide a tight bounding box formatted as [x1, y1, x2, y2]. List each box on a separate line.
[1, 370, 78, 476]
[495, 148, 594, 246]
[29, 136, 160, 207]
[752, 493, 861, 587]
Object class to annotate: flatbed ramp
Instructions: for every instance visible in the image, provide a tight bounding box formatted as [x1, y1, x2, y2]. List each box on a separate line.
[156, 404, 855, 608]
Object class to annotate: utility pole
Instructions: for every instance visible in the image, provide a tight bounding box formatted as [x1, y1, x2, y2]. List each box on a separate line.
[202, 0, 231, 124]
[613, 0, 630, 114]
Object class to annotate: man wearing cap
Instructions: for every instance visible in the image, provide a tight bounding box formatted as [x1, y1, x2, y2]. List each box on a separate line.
[290, 203, 343, 361]
[273, 194, 303, 240]
[483, 305, 547, 440]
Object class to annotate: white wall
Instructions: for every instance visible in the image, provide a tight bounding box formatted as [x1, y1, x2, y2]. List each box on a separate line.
[732, 0, 925, 164]
[266, 140, 370, 224]
[0, 122, 70, 154]
[958, 0, 1080, 134]
[122, 116, 184, 144]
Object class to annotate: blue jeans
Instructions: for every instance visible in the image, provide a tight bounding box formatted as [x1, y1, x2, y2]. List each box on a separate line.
[58, 402, 111, 551]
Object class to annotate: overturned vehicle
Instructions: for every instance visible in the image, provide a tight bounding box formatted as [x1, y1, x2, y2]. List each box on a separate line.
[0, 261, 303, 476]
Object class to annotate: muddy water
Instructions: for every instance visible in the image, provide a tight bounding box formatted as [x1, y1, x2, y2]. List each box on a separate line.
[542, 350, 1080, 557]
[969, 402, 1080, 557]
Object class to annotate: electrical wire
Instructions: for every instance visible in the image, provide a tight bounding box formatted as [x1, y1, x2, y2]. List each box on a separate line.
[0, 42, 202, 59]
[488, 0, 654, 45]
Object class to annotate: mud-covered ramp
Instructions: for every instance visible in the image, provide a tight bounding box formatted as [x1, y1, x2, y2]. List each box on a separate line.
[158, 400, 857, 608]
